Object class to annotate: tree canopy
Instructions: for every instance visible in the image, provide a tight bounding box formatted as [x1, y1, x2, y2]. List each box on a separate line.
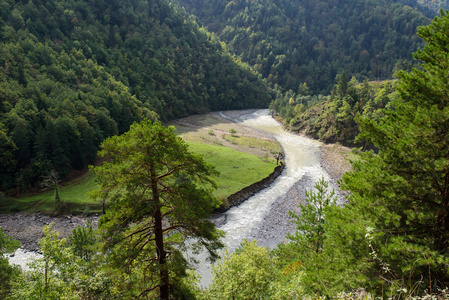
[293, 10, 449, 295]
[177, 0, 430, 94]
[270, 77, 399, 147]
[91, 120, 224, 299]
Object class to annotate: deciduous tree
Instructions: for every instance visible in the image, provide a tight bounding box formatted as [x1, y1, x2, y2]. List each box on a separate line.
[0, 229, 20, 298]
[205, 240, 278, 300]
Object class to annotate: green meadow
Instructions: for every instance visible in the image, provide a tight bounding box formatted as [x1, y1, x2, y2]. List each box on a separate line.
[187, 142, 277, 200]
[0, 173, 100, 214]
[2, 140, 278, 214]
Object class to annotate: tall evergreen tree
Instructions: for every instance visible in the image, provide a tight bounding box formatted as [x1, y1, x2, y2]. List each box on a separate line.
[334, 9, 449, 294]
[91, 120, 223, 299]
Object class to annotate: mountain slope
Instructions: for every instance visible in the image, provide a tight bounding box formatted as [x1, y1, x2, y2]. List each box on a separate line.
[177, 0, 430, 94]
[419, 0, 449, 12]
[0, 0, 271, 192]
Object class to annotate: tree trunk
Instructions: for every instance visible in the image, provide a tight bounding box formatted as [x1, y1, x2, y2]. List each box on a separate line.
[155, 206, 169, 299]
[437, 172, 449, 252]
[151, 161, 170, 299]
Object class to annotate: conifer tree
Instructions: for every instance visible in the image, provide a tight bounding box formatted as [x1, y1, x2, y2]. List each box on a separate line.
[338, 9, 449, 294]
[91, 120, 223, 299]
[287, 178, 336, 254]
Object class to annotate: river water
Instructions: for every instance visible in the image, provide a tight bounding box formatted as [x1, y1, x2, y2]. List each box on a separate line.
[195, 109, 336, 286]
[218, 109, 327, 249]
[7, 109, 336, 287]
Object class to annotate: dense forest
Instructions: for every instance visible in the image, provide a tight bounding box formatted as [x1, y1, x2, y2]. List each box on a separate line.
[177, 0, 430, 94]
[420, 0, 449, 12]
[0, 0, 272, 192]
[2, 0, 449, 297]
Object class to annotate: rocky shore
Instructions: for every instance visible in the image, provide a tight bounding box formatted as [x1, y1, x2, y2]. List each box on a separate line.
[248, 174, 314, 249]
[248, 143, 351, 250]
[0, 213, 99, 251]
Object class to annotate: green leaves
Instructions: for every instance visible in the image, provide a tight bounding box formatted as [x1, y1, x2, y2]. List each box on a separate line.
[0, 229, 20, 298]
[10, 223, 118, 300]
[331, 10, 449, 295]
[205, 240, 278, 300]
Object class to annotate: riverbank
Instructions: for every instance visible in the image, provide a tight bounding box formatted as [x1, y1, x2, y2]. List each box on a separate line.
[0, 213, 99, 251]
[2, 111, 351, 254]
[247, 142, 351, 249]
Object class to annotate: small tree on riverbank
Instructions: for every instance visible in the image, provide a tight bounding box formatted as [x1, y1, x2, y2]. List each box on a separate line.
[41, 170, 62, 209]
[287, 177, 337, 254]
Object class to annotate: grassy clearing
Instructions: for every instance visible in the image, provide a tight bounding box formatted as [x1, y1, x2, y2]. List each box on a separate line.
[187, 142, 277, 200]
[1, 172, 100, 214]
[2, 139, 278, 215]
[221, 134, 282, 154]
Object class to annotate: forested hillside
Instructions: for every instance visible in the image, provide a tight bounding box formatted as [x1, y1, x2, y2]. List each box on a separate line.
[177, 0, 430, 94]
[419, 0, 449, 12]
[270, 76, 398, 147]
[0, 0, 271, 192]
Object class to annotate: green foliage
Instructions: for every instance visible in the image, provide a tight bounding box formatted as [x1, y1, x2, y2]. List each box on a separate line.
[10, 223, 117, 300]
[291, 10, 449, 297]
[0, 229, 20, 298]
[348, 9, 449, 292]
[1, 172, 100, 214]
[0, 0, 271, 193]
[287, 177, 337, 254]
[40, 170, 62, 209]
[271, 77, 399, 147]
[205, 240, 308, 299]
[419, 0, 449, 13]
[11, 224, 78, 299]
[91, 120, 224, 299]
[204, 240, 278, 299]
[272, 178, 344, 296]
[69, 220, 97, 261]
[178, 0, 430, 94]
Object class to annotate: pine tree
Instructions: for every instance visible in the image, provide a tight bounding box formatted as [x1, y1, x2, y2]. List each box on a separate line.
[338, 9, 449, 294]
[91, 120, 223, 299]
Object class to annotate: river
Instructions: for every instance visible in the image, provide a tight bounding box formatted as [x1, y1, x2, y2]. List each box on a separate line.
[195, 109, 340, 286]
[7, 109, 341, 288]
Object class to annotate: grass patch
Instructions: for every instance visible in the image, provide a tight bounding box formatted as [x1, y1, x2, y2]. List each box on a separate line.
[2, 136, 279, 214]
[187, 142, 277, 199]
[221, 134, 282, 154]
[1, 173, 101, 214]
